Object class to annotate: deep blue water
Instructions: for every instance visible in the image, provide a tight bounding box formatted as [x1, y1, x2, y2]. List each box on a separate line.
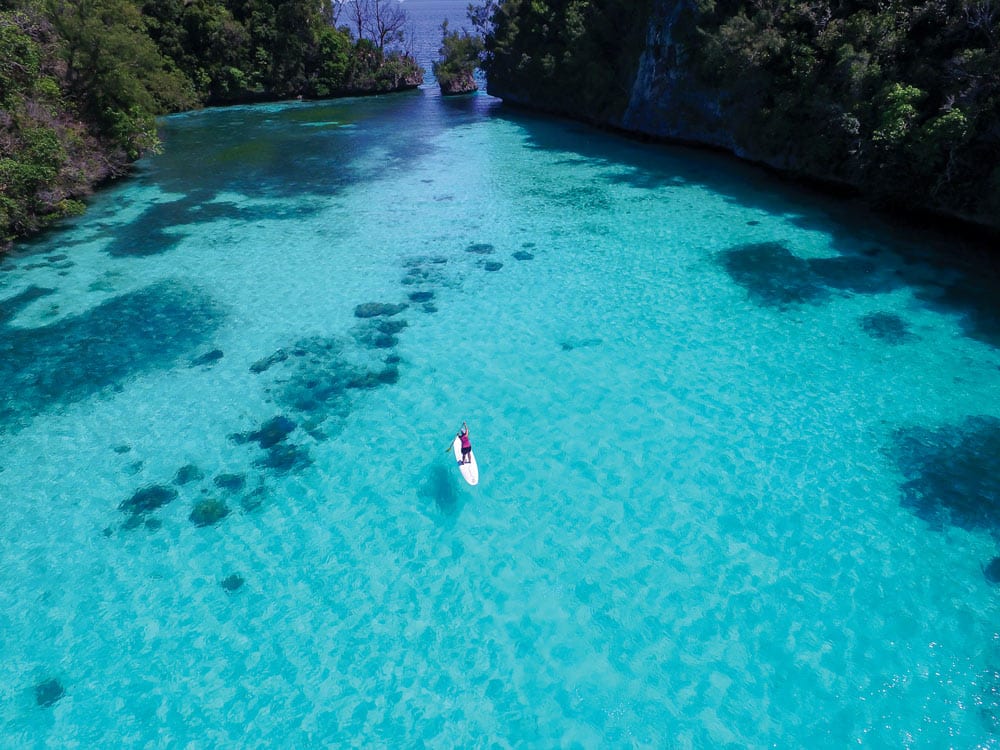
[1, 31, 1000, 749]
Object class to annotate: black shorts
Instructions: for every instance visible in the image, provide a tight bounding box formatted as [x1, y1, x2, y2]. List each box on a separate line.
[461, 445, 471, 456]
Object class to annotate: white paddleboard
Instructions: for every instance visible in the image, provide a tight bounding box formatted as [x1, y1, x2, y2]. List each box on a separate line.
[452, 435, 479, 486]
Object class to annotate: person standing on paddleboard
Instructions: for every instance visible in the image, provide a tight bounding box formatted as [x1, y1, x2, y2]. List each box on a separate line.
[458, 422, 472, 464]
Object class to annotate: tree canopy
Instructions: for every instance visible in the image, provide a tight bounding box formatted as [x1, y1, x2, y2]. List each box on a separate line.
[481, 0, 1000, 227]
[1, 0, 423, 248]
[433, 19, 483, 94]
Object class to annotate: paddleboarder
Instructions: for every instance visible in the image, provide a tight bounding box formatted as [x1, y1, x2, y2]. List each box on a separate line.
[457, 422, 472, 464]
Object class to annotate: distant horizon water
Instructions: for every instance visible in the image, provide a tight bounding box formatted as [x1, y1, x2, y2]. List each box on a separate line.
[402, 0, 477, 81]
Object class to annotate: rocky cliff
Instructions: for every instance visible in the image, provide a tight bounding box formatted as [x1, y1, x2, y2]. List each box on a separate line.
[484, 0, 1000, 232]
[621, 0, 735, 152]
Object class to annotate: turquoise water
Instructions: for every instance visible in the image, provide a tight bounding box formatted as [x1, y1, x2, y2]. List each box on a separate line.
[2, 90, 1000, 747]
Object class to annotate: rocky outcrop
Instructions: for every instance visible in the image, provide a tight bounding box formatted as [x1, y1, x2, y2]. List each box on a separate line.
[439, 70, 477, 96]
[620, 0, 734, 151]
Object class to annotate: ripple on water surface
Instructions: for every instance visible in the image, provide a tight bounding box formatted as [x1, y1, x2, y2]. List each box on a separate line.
[1, 91, 999, 746]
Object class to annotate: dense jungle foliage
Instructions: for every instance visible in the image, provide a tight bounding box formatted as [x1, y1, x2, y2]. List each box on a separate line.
[482, 0, 1000, 228]
[0, 0, 421, 249]
[480, 0, 654, 118]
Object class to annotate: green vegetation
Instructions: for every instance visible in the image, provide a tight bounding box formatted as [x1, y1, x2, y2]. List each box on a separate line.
[479, 0, 653, 119]
[433, 20, 483, 94]
[1, 0, 422, 249]
[481, 0, 1000, 227]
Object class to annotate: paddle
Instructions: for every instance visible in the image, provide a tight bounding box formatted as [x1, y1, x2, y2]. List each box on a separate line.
[444, 422, 467, 454]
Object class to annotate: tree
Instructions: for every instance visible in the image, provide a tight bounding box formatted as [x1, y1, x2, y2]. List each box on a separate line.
[433, 19, 482, 94]
[44, 0, 194, 156]
[344, 0, 408, 52]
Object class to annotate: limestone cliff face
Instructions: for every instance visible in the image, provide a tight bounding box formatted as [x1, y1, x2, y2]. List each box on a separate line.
[621, 0, 735, 152]
[619, 0, 816, 176]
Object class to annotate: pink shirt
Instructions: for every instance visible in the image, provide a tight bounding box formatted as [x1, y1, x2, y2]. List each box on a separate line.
[460, 432, 471, 449]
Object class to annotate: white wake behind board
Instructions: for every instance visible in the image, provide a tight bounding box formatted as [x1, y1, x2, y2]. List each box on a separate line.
[452, 436, 479, 486]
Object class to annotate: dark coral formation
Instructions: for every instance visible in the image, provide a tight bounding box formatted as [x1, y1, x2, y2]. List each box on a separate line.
[893, 416, 1000, 533]
[34, 678, 65, 708]
[190, 348, 224, 367]
[0, 281, 221, 432]
[983, 557, 1000, 585]
[0, 285, 54, 325]
[261, 336, 400, 418]
[860, 312, 915, 344]
[213, 473, 246, 492]
[560, 337, 603, 351]
[354, 318, 406, 351]
[354, 302, 408, 318]
[120, 485, 178, 518]
[466, 243, 494, 254]
[377, 319, 408, 336]
[714, 238, 1000, 349]
[256, 443, 313, 473]
[221, 573, 245, 592]
[230, 416, 297, 449]
[718, 243, 829, 308]
[401, 256, 448, 288]
[190, 498, 230, 527]
[250, 348, 289, 374]
[173, 464, 204, 485]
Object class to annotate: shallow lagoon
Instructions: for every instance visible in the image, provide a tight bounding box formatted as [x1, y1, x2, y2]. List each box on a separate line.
[1, 88, 999, 746]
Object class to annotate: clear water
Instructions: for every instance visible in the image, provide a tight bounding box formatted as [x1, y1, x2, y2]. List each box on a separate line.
[2, 89, 1000, 747]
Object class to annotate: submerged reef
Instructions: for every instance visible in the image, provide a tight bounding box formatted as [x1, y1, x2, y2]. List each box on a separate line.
[377, 319, 408, 336]
[718, 243, 830, 308]
[103, 194, 250, 259]
[893, 415, 1000, 533]
[256, 443, 313, 473]
[190, 348, 224, 367]
[718, 240, 1000, 350]
[34, 678, 65, 708]
[230, 415, 297, 449]
[983, 558, 1000, 585]
[120, 485, 178, 519]
[190, 498, 230, 527]
[860, 312, 916, 344]
[0, 285, 54, 324]
[214, 473, 246, 492]
[173, 464, 205, 486]
[466, 243, 495, 254]
[0, 281, 221, 432]
[354, 302, 408, 318]
[560, 337, 603, 351]
[254, 336, 400, 421]
[250, 349, 289, 374]
[401, 256, 449, 288]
